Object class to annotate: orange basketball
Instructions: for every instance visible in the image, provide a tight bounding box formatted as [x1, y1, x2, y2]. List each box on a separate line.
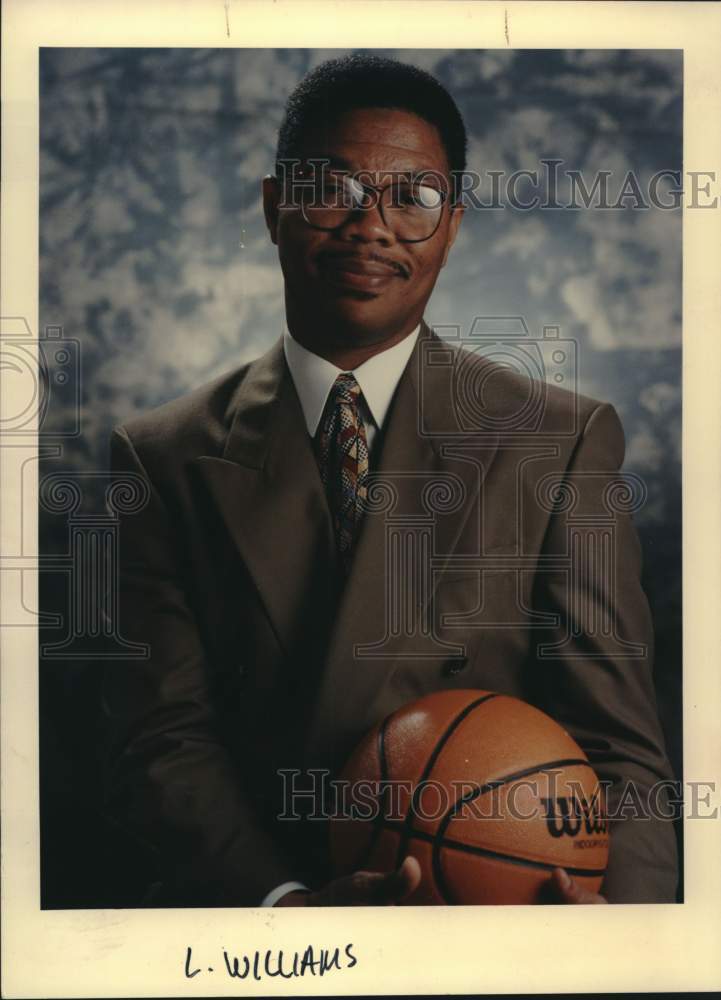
[329, 689, 609, 904]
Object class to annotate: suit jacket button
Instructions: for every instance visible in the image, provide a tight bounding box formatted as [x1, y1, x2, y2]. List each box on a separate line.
[442, 657, 467, 677]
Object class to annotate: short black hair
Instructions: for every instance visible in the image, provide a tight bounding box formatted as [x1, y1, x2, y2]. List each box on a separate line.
[276, 53, 467, 176]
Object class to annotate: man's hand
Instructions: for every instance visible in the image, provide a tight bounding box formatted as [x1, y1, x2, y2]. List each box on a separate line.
[274, 857, 422, 907]
[275, 861, 606, 906]
[548, 867, 608, 904]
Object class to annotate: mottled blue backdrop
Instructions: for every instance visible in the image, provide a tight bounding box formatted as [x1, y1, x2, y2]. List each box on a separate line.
[39, 48, 682, 905]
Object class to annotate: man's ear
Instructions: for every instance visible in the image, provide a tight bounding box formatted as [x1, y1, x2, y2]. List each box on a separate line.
[262, 174, 280, 246]
[440, 203, 465, 268]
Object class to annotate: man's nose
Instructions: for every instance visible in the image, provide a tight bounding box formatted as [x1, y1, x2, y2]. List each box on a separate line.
[340, 200, 394, 245]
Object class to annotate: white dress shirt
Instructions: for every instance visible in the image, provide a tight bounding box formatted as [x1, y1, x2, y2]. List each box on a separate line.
[282, 324, 421, 453]
[260, 323, 420, 907]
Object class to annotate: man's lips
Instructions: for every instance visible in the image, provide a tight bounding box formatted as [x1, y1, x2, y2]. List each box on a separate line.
[316, 252, 409, 290]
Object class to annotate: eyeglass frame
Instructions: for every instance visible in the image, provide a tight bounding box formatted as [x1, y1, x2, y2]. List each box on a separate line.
[272, 163, 454, 244]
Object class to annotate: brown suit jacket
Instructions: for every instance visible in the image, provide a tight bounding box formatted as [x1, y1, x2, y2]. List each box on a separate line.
[103, 322, 678, 905]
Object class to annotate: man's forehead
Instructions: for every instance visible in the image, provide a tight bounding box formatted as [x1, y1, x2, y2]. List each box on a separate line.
[298, 109, 449, 172]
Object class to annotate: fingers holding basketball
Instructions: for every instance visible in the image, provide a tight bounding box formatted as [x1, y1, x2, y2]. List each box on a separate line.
[298, 857, 422, 906]
[548, 867, 608, 905]
[387, 856, 422, 903]
[349, 856, 422, 905]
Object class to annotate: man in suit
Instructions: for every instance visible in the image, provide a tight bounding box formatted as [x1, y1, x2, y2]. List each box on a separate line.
[104, 54, 678, 907]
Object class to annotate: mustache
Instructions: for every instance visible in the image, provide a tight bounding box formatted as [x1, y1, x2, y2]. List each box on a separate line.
[317, 250, 410, 279]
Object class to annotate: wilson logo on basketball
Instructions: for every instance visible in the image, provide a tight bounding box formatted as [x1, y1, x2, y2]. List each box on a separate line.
[540, 793, 608, 839]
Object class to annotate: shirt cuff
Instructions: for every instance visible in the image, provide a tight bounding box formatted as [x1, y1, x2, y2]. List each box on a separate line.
[261, 880, 311, 907]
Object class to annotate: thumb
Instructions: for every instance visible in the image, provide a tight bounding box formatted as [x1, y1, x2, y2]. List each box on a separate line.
[395, 856, 422, 901]
[373, 856, 422, 904]
[551, 867, 607, 904]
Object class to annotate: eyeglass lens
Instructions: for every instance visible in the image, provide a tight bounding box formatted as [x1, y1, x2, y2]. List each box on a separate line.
[291, 172, 445, 241]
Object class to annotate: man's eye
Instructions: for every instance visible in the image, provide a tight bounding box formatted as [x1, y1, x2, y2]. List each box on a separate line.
[299, 180, 344, 203]
[414, 185, 443, 209]
[391, 185, 443, 209]
[314, 177, 358, 202]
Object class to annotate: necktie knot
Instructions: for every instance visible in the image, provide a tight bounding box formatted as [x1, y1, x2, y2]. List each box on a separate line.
[330, 372, 362, 408]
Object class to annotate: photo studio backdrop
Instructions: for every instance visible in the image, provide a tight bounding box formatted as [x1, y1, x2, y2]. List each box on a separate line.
[38, 48, 682, 905]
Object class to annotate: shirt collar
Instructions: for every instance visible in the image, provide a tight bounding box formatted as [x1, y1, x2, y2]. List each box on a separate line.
[283, 324, 421, 437]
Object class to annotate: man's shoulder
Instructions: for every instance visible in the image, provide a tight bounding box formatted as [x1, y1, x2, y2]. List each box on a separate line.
[114, 362, 252, 461]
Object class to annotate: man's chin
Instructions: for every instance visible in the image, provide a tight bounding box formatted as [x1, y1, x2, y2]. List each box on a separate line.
[323, 285, 379, 304]
[286, 276, 419, 345]
[314, 297, 410, 344]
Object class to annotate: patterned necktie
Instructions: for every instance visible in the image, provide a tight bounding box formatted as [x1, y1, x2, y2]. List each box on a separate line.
[316, 372, 369, 575]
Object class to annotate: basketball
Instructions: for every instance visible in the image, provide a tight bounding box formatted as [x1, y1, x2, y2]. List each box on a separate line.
[329, 689, 609, 904]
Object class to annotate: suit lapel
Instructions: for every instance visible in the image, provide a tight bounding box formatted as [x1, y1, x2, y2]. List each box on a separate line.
[303, 323, 500, 764]
[191, 338, 338, 660]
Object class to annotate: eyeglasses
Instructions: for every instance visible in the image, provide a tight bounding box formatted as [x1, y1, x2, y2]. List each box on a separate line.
[277, 169, 449, 243]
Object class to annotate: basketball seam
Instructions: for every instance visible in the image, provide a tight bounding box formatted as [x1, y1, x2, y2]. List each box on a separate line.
[349, 712, 394, 872]
[378, 818, 607, 874]
[407, 828, 607, 878]
[432, 756, 601, 903]
[393, 693, 500, 879]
